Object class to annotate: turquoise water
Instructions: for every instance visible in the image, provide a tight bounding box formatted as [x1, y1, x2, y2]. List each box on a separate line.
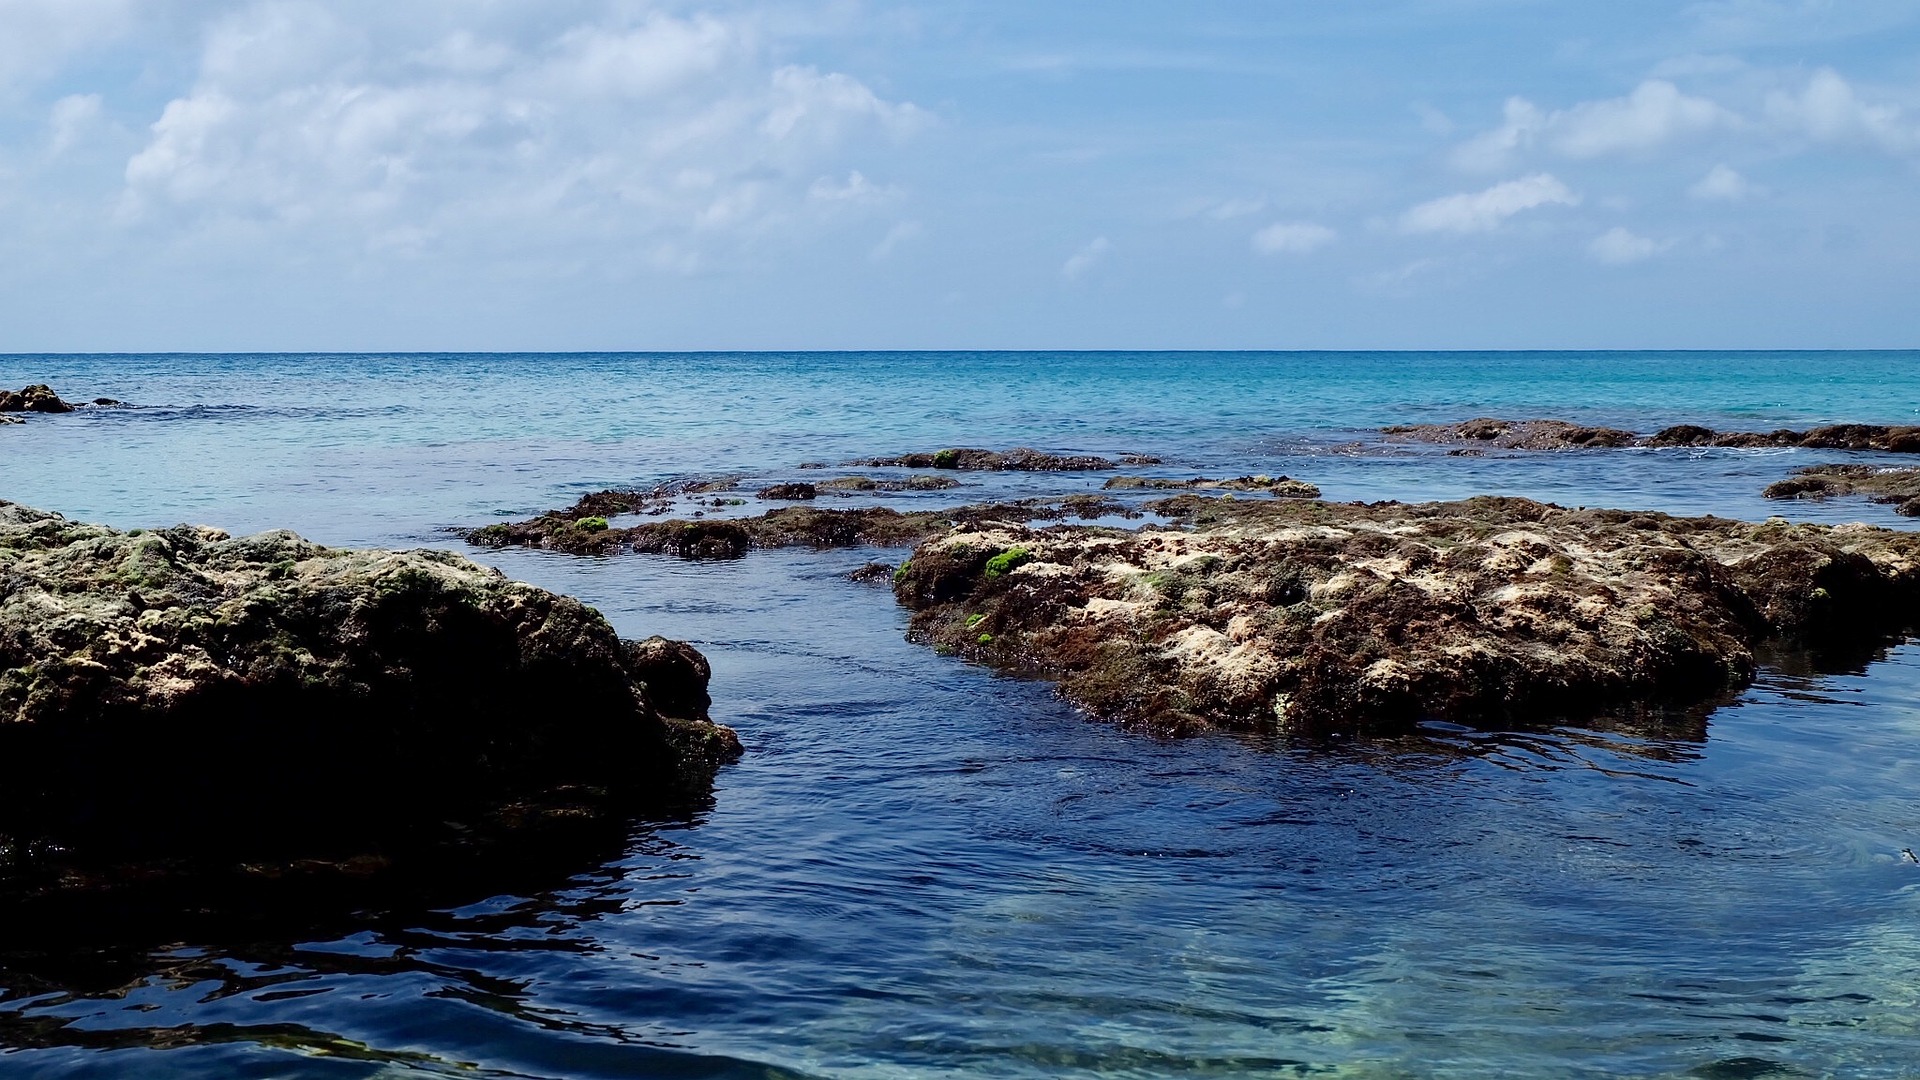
[3, 352, 1920, 1078]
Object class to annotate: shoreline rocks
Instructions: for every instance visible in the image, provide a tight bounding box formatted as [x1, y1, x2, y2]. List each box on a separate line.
[848, 447, 1159, 471]
[466, 492, 1137, 557]
[0, 501, 740, 903]
[1763, 464, 1920, 515]
[1104, 474, 1321, 498]
[1384, 416, 1920, 453]
[891, 495, 1920, 739]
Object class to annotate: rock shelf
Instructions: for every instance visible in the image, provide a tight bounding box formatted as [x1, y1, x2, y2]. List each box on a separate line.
[466, 492, 1135, 557]
[892, 495, 1920, 739]
[847, 447, 1159, 471]
[1104, 475, 1321, 498]
[1385, 417, 1920, 453]
[1763, 464, 1920, 515]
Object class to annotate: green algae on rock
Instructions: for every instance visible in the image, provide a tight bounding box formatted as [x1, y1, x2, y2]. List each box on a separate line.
[0, 500, 740, 895]
[892, 495, 1920, 739]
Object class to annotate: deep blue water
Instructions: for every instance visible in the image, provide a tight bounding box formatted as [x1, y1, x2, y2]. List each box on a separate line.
[3, 352, 1920, 1078]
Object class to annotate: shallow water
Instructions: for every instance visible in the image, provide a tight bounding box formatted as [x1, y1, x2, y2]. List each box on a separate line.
[4, 352, 1920, 1078]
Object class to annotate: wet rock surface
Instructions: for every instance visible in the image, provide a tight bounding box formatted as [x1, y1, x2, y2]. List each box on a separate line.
[1647, 423, 1920, 451]
[1104, 474, 1321, 498]
[1763, 464, 1920, 515]
[0, 385, 76, 416]
[816, 475, 962, 492]
[848, 447, 1157, 471]
[467, 493, 1140, 558]
[1385, 417, 1920, 453]
[892, 495, 1920, 739]
[0, 501, 740, 906]
[1383, 418, 1640, 450]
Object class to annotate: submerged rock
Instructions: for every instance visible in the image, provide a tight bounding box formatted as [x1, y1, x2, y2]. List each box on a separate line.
[0, 501, 740, 897]
[892, 496, 1920, 739]
[1763, 464, 1920, 516]
[1104, 475, 1321, 498]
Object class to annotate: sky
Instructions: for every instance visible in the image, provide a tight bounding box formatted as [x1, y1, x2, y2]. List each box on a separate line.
[0, 0, 1917, 351]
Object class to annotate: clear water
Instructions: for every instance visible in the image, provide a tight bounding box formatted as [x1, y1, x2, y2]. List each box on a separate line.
[3, 352, 1920, 1078]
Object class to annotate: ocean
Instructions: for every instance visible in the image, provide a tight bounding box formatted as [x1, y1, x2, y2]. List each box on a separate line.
[3, 351, 1919, 1078]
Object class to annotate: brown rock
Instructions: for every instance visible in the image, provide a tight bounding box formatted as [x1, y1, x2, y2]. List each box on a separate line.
[892, 496, 1920, 739]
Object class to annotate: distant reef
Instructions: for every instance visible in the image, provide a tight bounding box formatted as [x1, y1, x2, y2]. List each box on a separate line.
[892, 494, 1920, 739]
[1385, 417, 1920, 453]
[0, 501, 739, 911]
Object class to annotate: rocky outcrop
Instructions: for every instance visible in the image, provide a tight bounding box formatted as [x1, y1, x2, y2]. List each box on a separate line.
[467, 495, 1134, 557]
[1383, 418, 1640, 450]
[1384, 417, 1920, 453]
[1763, 464, 1920, 515]
[0, 385, 75, 414]
[0, 501, 740, 893]
[816, 475, 961, 492]
[756, 482, 818, 500]
[1104, 475, 1321, 498]
[1648, 423, 1920, 452]
[849, 447, 1158, 471]
[892, 495, 1920, 739]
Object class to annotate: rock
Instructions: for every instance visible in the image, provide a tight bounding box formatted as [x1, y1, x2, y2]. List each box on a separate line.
[1383, 418, 1639, 450]
[0, 385, 75, 414]
[0, 501, 740, 889]
[892, 495, 1920, 739]
[468, 495, 1153, 559]
[816, 475, 961, 492]
[851, 447, 1121, 471]
[1763, 464, 1920, 516]
[1104, 475, 1321, 498]
[756, 482, 818, 500]
[1392, 417, 1920, 453]
[847, 561, 896, 583]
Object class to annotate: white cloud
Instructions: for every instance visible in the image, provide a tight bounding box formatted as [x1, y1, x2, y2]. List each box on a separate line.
[1453, 81, 1739, 169]
[1061, 236, 1111, 280]
[1401, 173, 1578, 234]
[809, 170, 897, 202]
[47, 93, 104, 156]
[869, 219, 921, 261]
[112, 5, 926, 267]
[0, 0, 133, 92]
[1589, 226, 1670, 264]
[1765, 68, 1919, 155]
[1689, 163, 1753, 200]
[1250, 221, 1335, 254]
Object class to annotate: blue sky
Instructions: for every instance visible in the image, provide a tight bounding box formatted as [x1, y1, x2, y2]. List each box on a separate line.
[0, 0, 1916, 350]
